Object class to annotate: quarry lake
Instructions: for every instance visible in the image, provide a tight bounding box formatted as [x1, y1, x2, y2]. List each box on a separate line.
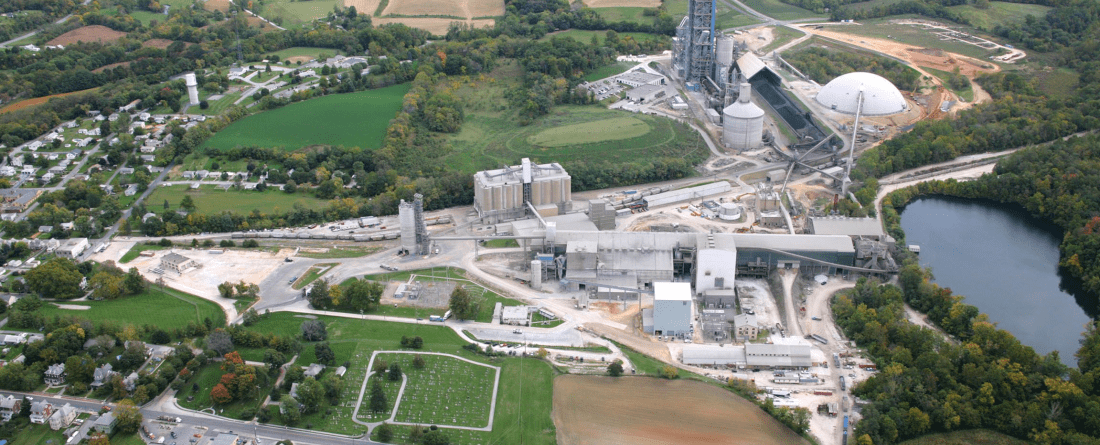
[900, 196, 1094, 367]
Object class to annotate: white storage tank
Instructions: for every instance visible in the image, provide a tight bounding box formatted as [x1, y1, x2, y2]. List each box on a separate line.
[716, 35, 735, 67]
[722, 83, 765, 150]
[717, 202, 743, 221]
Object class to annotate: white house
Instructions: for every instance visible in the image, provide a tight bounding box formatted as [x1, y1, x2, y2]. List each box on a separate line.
[0, 166, 15, 176]
[48, 403, 76, 430]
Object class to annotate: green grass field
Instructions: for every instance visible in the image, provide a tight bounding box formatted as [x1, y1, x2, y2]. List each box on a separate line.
[898, 429, 1032, 445]
[583, 60, 639, 81]
[178, 363, 270, 419]
[921, 66, 975, 101]
[482, 239, 519, 248]
[292, 263, 336, 289]
[947, 1, 1051, 30]
[145, 185, 328, 216]
[741, 0, 822, 20]
[665, 0, 689, 16]
[119, 243, 170, 263]
[298, 246, 383, 259]
[593, 6, 654, 24]
[373, 353, 496, 427]
[716, 4, 761, 29]
[541, 30, 664, 47]
[36, 287, 226, 331]
[354, 268, 526, 324]
[1033, 66, 1078, 98]
[527, 116, 651, 146]
[203, 84, 409, 151]
[237, 313, 555, 444]
[262, 0, 342, 28]
[267, 46, 342, 61]
[9, 422, 67, 445]
[373, 358, 556, 445]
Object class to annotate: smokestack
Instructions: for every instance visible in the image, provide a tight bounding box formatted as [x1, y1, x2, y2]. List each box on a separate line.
[739, 83, 751, 103]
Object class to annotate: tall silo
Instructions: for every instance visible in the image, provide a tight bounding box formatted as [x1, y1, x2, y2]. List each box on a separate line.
[715, 35, 735, 83]
[722, 83, 765, 150]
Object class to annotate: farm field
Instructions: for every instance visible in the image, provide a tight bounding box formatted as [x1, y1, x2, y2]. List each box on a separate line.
[665, 0, 688, 15]
[263, 0, 343, 27]
[898, 429, 1032, 445]
[553, 375, 810, 445]
[370, 353, 497, 427]
[380, 0, 504, 18]
[741, 0, 821, 21]
[371, 17, 496, 36]
[946, 1, 1051, 30]
[203, 83, 409, 151]
[528, 116, 650, 146]
[0, 88, 98, 114]
[144, 184, 329, 215]
[584, 0, 659, 7]
[35, 287, 227, 330]
[46, 25, 128, 46]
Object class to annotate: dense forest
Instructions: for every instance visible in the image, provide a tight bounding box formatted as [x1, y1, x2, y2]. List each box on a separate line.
[833, 272, 1100, 445]
[783, 46, 921, 91]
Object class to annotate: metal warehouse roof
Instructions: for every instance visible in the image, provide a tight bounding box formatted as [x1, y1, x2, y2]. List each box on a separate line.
[745, 343, 813, 368]
[729, 233, 855, 253]
[682, 344, 746, 365]
[808, 216, 885, 238]
[644, 182, 731, 207]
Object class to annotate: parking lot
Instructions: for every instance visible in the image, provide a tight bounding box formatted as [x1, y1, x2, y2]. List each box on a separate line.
[141, 417, 211, 445]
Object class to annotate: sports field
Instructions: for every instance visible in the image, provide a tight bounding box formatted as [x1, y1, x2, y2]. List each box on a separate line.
[144, 184, 329, 215]
[203, 84, 409, 151]
[36, 287, 227, 330]
[553, 375, 810, 445]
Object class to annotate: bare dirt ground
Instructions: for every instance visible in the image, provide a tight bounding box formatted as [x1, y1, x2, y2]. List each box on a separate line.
[92, 61, 131, 73]
[738, 26, 775, 52]
[371, 17, 495, 36]
[553, 375, 811, 445]
[94, 243, 291, 305]
[584, 0, 660, 7]
[343, 0, 383, 15]
[47, 25, 127, 46]
[584, 322, 672, 363]
[382, 0, 465, 17]
[799, 27, 998, 78]
[142, 38, 176, 49]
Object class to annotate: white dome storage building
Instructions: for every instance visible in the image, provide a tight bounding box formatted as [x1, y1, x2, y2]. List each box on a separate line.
[815, 72, 907, 116]
[722, 83, 765, 150]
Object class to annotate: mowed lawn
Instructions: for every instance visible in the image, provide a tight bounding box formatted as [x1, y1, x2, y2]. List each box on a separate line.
[527, 116, 650, 146]
[145, 185, 329, 215]
[36, 287, 227, 330]
[203, 84, 410, 151]
[263, 0, 342, 27]
[266, 46, 342, 60]
[593, 6, 652, 24]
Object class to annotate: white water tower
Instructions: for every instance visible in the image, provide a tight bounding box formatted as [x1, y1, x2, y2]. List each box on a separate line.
[184, 73, 199, 106]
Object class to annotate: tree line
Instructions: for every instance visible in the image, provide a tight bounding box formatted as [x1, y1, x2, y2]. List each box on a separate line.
[784, 46, 921, 91]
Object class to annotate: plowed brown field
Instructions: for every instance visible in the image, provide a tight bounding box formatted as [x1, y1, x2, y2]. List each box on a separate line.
[47, 25, 127, 46]
[553, 375, 811, 445]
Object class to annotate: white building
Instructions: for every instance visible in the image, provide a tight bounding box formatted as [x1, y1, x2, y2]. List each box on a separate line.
[695, 247, 737, 295]
[501, 305, 529, 326]
[48, 403, 76, 430]
[55, 238, 89, 259]
[652, 282, 693, 337]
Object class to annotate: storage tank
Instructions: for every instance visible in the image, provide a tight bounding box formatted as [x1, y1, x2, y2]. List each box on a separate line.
[717, 202, 743, 221]
[722, 83, 765, 150]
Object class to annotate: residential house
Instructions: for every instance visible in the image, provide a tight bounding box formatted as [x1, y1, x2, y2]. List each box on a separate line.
[20, 166, 36, 178]
[92, 412, 117, 434]
[48, 166, 65, 175]
[40, 172, 55, 183]
[29, 401, 52, 424]
[73, 137, 93, 148]
[59, 221, 75, 231]
[48, 403, 76, 430]
[91, 364, 116, 389]
[0, 166, 15, 176]
[0, 395, 21, 421]
[10, 156, 22, 167]
[108, 113, 119, 122]
[304, 363, 325, 379]
[67, 149, 82, 159]
[123, 372, 139, 392]
[1, 334, 25, 346]
[140, 155, 156, 163]
[119, 167, 135, 175]
[44, 363, 66, 385]
[124, 184, 138, 196]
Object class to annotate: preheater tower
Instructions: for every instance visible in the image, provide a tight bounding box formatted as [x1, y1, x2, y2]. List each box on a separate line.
[473, 158, 571, 223]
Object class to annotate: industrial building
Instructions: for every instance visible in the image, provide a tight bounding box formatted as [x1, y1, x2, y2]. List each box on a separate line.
[399, 194, 430, 255]
[616, 71, 666, 87]
[681, 339, 812, 368]
[695, 242, 737, 294]
[672, 0, 714, 85]
[733, 313, 758, 339]
[473, 158, 571, 223]
[651, 282, 693, 337]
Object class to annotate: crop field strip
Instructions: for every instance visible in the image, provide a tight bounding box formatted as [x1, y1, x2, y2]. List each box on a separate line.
[203, 83, 409, 151]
